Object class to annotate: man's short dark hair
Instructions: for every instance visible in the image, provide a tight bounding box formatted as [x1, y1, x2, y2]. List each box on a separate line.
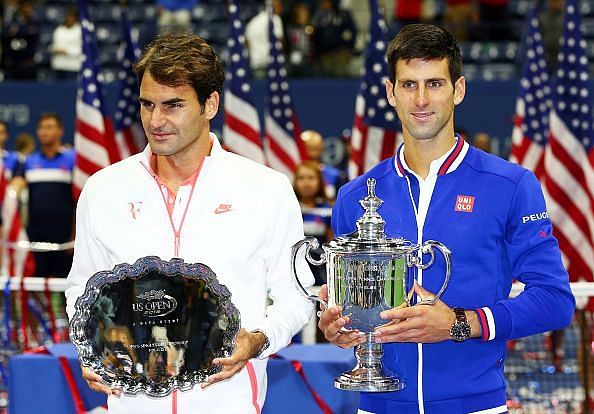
[386, 24, 462, 86]
[134, 32, 225, 111]
[37, 112, 63, 128]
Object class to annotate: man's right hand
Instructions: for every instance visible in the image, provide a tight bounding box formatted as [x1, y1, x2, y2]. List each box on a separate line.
[317, 285, 366, 349]
[81, 366, 121, 396]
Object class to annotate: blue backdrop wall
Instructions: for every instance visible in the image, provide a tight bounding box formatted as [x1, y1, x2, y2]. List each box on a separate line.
[0, 78, 519, 157]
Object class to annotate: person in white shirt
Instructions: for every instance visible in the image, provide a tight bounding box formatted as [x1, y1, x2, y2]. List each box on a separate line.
[66, 32, 314, 414]
[50, 6, 82, 80]
[245, 0, 284, 79]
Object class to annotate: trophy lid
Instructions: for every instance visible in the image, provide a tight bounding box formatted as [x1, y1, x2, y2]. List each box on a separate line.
[325, 178, 417, 254]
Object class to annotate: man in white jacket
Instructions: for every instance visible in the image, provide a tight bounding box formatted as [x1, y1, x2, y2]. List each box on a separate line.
[66, 32, 314, 413]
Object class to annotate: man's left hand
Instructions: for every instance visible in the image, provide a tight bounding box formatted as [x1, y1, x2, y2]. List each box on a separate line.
[374, 283, 455, 343]
[201, 328, 266, 388]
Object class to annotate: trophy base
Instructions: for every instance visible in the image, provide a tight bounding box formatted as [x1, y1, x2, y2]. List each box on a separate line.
[334, 367, 405, 392]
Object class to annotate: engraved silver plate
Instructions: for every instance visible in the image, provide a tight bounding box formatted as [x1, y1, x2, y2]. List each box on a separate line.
[69, 256, 241, 397]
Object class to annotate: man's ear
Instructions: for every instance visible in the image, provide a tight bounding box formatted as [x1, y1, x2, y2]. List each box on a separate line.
[205, 92, 220, 120]
[453, 76, 466, 106]
[385, 80, 396, 107]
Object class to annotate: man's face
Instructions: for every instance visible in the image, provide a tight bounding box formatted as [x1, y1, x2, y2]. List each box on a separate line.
[37, 118, 63, 146]
[386, 58, 465, 143]
[139, 72, 217, 160]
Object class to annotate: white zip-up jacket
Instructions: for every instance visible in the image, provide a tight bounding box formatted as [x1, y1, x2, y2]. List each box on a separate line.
[66, 134, 314, 413]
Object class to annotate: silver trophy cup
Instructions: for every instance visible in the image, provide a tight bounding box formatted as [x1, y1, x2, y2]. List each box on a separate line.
[292, 178, 452, 392]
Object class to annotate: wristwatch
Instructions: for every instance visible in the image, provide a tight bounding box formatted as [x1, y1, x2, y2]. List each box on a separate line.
[449, 307, 472, 342]
[251, 329, 270, 357]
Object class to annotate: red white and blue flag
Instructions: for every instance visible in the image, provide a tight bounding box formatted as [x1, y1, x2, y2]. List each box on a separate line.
[509, 5, 552, 179]
[223, 0, 265, 164]
[349, 0, 401, 179]
[73, 0, 119, 197]
[264, 7, 303, 178]
[113, 7, 145, 159]
[543, 0, 594, 284]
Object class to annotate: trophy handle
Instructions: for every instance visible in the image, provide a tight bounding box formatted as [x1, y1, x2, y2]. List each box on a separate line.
[414, 240, 452, 305]
[291, 237, 328, 308]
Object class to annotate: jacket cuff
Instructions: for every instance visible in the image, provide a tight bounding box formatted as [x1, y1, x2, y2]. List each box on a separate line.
[477, 303, 512, 341]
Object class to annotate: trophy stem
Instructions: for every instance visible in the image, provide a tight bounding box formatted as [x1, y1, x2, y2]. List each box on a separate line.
[334, 332, 405, 392]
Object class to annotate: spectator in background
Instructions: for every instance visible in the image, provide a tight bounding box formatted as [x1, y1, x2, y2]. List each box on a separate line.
[287, 2, 314, 77]
[50, 6, 82, 81]
[156, 0, 197, 34]
[293, 160, 333, 285]
[391, 0, 437, 36]
[13, 131, 35, 158]
[311, 0, 357, 78]
[245, 0, 284, 79]
[14, 113, 75, 278]
[0, 120, 21, 178]
[442, 0, 472, 41]
[1, 0, 39, 80]
[473, 131, 492, 153]
[301, 129, 344, 200]
[539, 0, 564, 74]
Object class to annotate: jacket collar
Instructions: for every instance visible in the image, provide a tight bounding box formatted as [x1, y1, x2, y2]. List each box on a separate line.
[394, 133, 469, 178]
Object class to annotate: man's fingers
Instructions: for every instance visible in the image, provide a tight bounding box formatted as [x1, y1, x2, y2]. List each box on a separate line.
[202, 363, 246, 388]
[319, 284, 329, 302]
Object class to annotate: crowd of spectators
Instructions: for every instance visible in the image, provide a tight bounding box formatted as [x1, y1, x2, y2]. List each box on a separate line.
[0, 0, 556, 82]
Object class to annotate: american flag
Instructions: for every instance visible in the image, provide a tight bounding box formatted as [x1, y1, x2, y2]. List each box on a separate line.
[349, 0, 401, 179]
[264, 7, 303, 178]
[223, 0, 265, 164]
[113, 7, 145, 160]
[73, 0, 119, 197]
[544, 0, 594, 284]
[509, 6, 552, 180]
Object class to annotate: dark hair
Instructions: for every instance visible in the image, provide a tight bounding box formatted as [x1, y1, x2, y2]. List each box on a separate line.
[134, 32, 225, 110]
[37, 112, 63, 128]
[386, 24, 462, 86]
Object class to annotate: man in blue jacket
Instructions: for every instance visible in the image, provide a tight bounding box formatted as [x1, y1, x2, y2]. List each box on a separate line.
[318, 24, 575, 414]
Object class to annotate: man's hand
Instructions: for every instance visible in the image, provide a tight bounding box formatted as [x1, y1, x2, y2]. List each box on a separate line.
[201, 328, 265, 388]
[81, 366, 121, 396]
[374, 283, 455, 343]
[317, 284, 366, 349]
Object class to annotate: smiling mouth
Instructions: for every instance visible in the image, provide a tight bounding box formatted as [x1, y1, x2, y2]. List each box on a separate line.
[411, 112, 434, 119]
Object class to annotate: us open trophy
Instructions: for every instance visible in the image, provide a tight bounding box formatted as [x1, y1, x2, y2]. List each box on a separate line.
[292, 178, 452, 392]
[69, 256, 240, 397]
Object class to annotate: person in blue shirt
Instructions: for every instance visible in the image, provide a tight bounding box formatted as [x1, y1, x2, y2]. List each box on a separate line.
[16, 113, 75, 278]
[318, 23, 575, 414]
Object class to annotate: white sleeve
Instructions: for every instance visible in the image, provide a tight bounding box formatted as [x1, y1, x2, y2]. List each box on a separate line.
[256, 176, 315, 358]
[65, 182, 112, 321]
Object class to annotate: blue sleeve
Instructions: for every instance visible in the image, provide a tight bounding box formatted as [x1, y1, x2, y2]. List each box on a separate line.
[488, 171, 575, 340]
[331, 186, 355, 236]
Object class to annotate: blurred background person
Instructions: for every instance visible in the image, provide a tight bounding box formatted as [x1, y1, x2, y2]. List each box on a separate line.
[301, 129, 344, 200]
[14, 113, 75, 279]
[287, 2, 315, 77]
[311, 0, 357, 77]
[155, 0, 197, 34]
[1, 0, 39, 80]
[246, 0, 284, 79]
[473, 131, 492, 153]
[442, 0, 472, 41]
[50, 6, 82, 81]
[13, 131, 35, 159]
[293, 160, 333, 286]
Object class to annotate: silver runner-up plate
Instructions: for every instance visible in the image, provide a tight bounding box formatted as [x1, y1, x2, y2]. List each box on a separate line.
[69, 256, 241, 397]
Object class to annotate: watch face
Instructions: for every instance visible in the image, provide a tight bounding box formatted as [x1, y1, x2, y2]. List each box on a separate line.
[450, 321, 472, 342]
